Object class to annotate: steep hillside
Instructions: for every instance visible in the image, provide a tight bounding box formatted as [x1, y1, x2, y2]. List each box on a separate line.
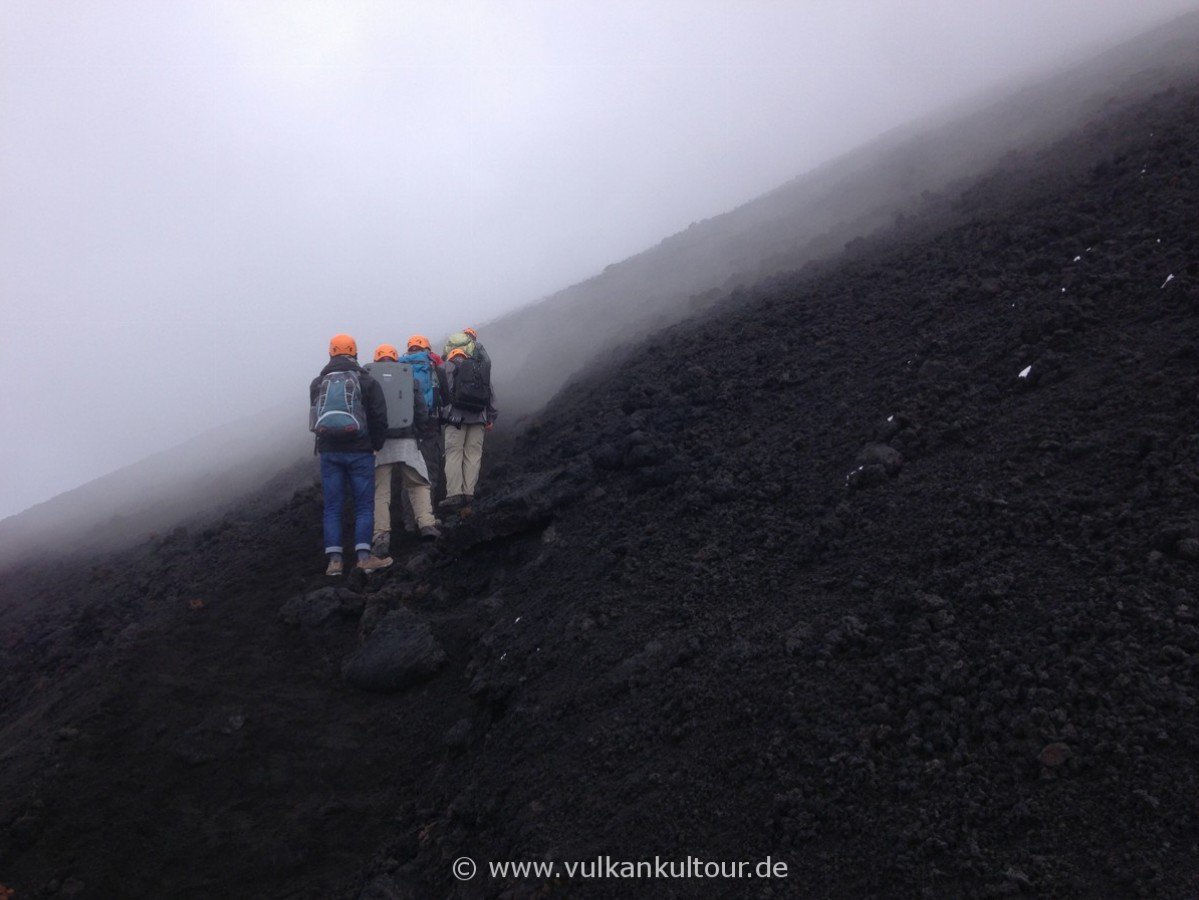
[3, 72, 1199, 900]
[482, 11, 1199, 418]
[5, 14, 1198, 572]
[0, 405, 312, 569]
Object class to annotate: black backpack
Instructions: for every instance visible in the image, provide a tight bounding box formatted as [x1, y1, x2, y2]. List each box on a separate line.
[451, 357, 490, 412]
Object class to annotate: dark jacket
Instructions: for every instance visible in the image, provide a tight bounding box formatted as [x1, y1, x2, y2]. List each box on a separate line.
[309, 355, 388, 453]
[363, 360, 431, 440]
[437, 357, 498, 426]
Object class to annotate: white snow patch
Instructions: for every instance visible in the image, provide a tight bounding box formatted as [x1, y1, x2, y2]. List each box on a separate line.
[1072, 255, 1081, 262]
[887, 415, 894, 422]
[514, 616, 521, 623]
[1161, 274, 1175, 288]
[1018, 365, 1032, 379]
[1061, 287, 1066, 293]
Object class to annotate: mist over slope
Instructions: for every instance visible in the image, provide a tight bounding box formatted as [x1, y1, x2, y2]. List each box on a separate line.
[2, 59, 1198, 899]
[5, 13, 1197, 571]
[0, 405, 311, 569]
[481, 10, 1199, 417]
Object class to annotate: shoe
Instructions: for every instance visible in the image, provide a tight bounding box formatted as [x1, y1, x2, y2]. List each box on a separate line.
[371, 532, 391, 556]
[419, 525, 441, 542]
[358, 555, 393, 573]
[439, 494, 465, 510]
[462, 494, 474, 506]
[325, 558, 343, 577]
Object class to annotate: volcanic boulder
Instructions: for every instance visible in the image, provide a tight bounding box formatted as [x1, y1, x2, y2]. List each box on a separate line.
[341, 609, 446, 692]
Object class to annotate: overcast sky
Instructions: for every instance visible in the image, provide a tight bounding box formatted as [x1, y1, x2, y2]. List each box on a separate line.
[2, 0, 1196, 521]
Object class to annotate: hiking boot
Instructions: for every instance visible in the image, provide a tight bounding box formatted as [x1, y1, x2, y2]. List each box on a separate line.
[371, 531, 391, 557]
[358, 555, 393, 573]
[419, 524, 441, 542]
[439, 494, 465, 511]
[325, 558, 343, 577]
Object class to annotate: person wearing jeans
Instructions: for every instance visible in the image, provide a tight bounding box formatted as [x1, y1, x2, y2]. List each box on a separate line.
[310, 334, 393, 576]
[320, 451, 376, 559]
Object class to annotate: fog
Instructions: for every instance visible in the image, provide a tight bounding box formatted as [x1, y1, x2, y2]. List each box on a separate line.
[2, 0, 1197, 526]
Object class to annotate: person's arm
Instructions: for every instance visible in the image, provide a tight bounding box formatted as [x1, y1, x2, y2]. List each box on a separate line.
[364, 375, 388, 451]
[476, 342, 492, 381]
[436, 366, 451, 419]
[309, 377, 321, 454]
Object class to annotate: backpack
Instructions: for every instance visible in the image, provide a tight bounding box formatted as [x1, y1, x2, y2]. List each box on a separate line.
[310, 370, 368, 438]
[443, 331, 477, 360]
[364, 361, 415, 437]
[397, 351, 437, 412]
[451, 356, 490, 412]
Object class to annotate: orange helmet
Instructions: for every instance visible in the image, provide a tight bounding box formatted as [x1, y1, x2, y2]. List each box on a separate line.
[447, 348, 469, 362]
[374, 343, 399, 362]
[464, 327, 478, 340]
[328, 333, 357, 357]
[407, 334, 431, 351]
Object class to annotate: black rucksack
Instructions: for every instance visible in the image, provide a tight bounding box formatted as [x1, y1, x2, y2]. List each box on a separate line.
[451, 357, 490, 412]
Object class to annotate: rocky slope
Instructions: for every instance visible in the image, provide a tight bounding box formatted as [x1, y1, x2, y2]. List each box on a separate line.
[481, 11, 1199, 418]
[3, 77, 1199, 900]
[7, 14, 1199, 576]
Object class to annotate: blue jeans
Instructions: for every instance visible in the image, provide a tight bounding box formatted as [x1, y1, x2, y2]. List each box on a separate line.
[319, 451, 375, 554]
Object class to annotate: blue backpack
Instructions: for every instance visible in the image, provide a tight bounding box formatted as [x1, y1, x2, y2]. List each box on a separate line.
[398, 351, 437, 412]
[310, 370, 368, 437]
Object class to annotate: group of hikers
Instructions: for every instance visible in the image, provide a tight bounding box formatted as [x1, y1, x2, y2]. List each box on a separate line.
[309, 329, 497, 576]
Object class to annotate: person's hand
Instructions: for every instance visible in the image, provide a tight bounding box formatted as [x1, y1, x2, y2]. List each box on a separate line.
[485, 422, 494, 432]
[448, 414, 463, 427]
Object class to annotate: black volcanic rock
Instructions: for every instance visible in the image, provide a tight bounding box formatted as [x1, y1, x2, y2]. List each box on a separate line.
[341, 609, 446, 693]
[3, 57, 1199, 900]
[279, 586, 363, 627]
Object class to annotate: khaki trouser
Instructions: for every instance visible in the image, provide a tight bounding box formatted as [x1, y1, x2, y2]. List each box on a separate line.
[443, 423, 485, 498]
[400, 438, 444, 527]
[374, 462, 435, 534]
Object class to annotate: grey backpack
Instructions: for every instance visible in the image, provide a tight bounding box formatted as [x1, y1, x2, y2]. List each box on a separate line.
[365, 361, 415, 437]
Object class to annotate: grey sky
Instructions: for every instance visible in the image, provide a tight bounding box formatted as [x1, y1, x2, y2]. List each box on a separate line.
[2, 0, 1196, 520]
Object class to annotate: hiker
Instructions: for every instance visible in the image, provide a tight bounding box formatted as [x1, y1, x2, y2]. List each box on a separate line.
[437, 345, 497, 509]
[397, 334, 445, 513]
[309, 334, 394, 576]
[444, 327, 492, 381]
[364, 343, 441, 552]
